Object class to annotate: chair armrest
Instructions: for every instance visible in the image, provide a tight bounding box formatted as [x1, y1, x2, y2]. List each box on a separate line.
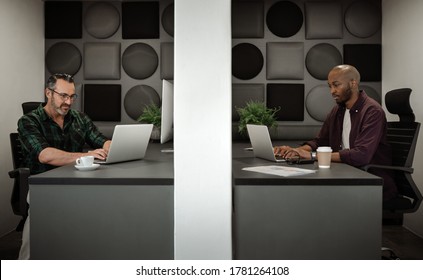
[8, 167, 30, 179]
[362, 164, 413, 174]
[8, 167, 30, 218]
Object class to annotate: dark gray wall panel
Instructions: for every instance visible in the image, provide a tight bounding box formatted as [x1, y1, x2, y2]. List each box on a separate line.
[162, 3, 174, 37]
[45, 1, 82, 39]
[122, 43, 158, 80]
[306, 43, 342, 80]
[305, 1, 343, 39]
[267, 42, 304, 80]
[45, 42, 82, 75]
[232, 84, 265, 121]
[84, 2, 120, 39]
[267, 83, 304, 121]
[124, 85, 160, 121]
[232, 1, 264, 38]
[345, 1, 381, 38]
[122, 2, 159, 39]
[360, 85, 381, 104]
[344, 44, 381, 81]
[306, 85, 335, 122]
[84, 84, 121, 122]
[161, 43, 174, 80]
[84, 42, 121, 80]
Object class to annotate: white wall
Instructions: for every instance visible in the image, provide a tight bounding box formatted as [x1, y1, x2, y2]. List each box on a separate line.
[0, 0, 44, 236]
[382, 0, 423, 237]
[174, 0, 232, 259]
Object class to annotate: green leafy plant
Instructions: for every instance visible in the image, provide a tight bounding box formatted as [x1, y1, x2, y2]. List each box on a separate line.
[236, 101, 280, 135]
[137, 103, 161, 128]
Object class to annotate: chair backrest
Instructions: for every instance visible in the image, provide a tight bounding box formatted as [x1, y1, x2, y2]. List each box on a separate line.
[385, 88, 422, 212]
[22, 101, 43, 114]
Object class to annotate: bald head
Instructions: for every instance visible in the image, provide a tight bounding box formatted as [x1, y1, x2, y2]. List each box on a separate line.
[329, 64, 361, 84]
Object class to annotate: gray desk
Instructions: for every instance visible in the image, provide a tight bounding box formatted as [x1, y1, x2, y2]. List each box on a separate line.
[232, 142, 383, 260]
[29, 141, 383, 260]
[29, 142, 174, 260]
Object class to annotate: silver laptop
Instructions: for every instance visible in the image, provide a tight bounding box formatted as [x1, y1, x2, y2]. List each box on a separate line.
[95, 124, 153, 164]
[246, 124, 285, 162]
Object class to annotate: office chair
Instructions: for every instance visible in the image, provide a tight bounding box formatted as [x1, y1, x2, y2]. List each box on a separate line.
[364, 88, 422, 223]
[362, 88, 422, 259]
[8, 101, 42, 230]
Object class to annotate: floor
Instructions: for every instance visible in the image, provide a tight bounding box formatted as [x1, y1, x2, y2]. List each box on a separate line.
[1, 225, 423, 260]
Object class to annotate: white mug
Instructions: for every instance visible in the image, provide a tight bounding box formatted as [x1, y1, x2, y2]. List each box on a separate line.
[76, 156, 94, 167]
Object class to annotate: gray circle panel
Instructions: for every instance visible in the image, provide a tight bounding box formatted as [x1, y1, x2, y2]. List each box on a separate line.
[122, 43, 158, 79]
[46, 42, 82, 75]
[162, 4, 174, 37]
[124, 85, 161, 121]
[306, 85, 335, 122]
[345, 1, 381, 38]
[360, 85, 381, 104]
[84, 2, 120, 39]
[306, 43, 342, 80]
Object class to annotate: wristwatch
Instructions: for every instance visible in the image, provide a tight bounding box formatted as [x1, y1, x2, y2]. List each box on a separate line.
[310, 151, 317, 161]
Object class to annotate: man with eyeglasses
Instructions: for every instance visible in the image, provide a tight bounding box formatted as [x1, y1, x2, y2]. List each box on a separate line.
[16, 73, 111, 259]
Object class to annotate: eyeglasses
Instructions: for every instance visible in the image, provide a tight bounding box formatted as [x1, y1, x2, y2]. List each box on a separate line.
[50, 89, 78, 101]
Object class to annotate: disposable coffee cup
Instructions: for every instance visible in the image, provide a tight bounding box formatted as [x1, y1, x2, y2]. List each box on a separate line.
[316, 147, 332, 168]
[76, 155, 94, 167]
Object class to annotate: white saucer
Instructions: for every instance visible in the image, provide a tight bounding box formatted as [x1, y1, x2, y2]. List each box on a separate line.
[74, 163, 100, 171]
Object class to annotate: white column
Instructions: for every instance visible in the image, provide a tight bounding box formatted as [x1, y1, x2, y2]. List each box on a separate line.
[174, 0, 232, 259]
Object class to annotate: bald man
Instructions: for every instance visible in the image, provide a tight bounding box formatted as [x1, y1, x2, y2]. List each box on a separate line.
[274, 64, 397, 201]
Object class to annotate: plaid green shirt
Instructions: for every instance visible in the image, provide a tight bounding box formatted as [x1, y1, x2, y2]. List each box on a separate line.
[18, 105, 108, 174]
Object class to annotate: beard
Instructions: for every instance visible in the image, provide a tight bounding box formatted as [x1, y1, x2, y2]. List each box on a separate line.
[336, 85, 353, 106]
[51, 95, 70, 116]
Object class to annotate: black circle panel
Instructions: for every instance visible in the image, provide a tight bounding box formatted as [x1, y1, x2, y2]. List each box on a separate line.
[232, 43, 263, 80]
[267, 1, 303, 38]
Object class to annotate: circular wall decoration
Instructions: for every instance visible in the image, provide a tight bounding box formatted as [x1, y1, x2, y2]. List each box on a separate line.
[306, 43, 342, 80]
[124, 85, 161, 121]
[162, 3, 174, 37]
[306, 85, 335, 122]
[84, 2, 120, 39]
[232, 43, 263, 80]
[45, 42, 81, 75]
[360, 85, 381, 104]
[345, 1, 381, 38]
[122, 43, 158, 79]
[266, 1, 303, 38]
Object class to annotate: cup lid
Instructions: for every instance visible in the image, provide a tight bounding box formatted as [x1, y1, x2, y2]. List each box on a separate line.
[317, 146, 332, 152]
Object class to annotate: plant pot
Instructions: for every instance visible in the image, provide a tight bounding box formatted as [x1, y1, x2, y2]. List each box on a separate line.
[151, 126, 161, 141]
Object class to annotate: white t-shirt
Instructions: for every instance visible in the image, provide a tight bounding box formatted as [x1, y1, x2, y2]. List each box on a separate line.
[342, 109, 351, 149]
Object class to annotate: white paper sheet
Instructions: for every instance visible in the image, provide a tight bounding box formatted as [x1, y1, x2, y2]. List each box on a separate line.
[242, 165, 317, 177]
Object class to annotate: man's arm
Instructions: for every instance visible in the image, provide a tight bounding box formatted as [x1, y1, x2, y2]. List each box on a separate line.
[38, 146, 109, 166]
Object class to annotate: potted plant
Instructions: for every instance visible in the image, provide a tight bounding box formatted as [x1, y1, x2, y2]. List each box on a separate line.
[236, 101, 280, 135]
[137, 103, 161, 140]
